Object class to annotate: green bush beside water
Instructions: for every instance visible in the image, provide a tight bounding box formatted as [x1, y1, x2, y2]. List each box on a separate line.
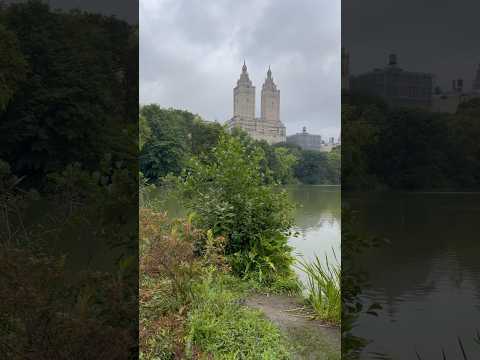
[175, 134, 299, 290]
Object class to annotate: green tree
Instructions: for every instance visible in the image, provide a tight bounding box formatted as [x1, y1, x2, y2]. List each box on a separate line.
[140, 105, 224, 182]
[177, 134, 296, 286]
[272, 147, 298, 184]
[293, 150, 331, 184]
[0, 25, 27, 112]
[0, 2, 136, 186]
[341, 103, 381, 189]
[327, 146, 341, 184]
[139, 114, 151, 151]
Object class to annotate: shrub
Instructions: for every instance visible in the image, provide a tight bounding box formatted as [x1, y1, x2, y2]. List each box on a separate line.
[141, 209, 200, 307]
[0, 247, 135, 359]
[0, 161, 138, 359]
[139, 209, 230, 359]
[176, 134, 296, 287]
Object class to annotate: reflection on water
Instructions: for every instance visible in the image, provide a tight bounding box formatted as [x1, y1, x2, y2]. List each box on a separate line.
[286, 185, 341, 282]
[346, 192, 480, 359]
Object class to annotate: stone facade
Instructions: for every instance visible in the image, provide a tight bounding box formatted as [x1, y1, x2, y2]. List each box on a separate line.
[432, 66, 480, 113]
[350, 54, 433, 109]
[226, 62, 286, 144]
[432, 79, 469, 113]
[287, 127, 339, 152]
[287, 127, 322, 151]
[233, 62, 255, 120]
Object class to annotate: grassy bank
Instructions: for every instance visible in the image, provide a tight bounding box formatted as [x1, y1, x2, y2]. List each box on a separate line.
[139, 209, 292, 359]
[139, 208, 342, 359]
[139, 134, 340, 358]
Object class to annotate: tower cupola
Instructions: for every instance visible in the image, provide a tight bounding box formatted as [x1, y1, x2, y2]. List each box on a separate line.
[233, 61, 255, 120]
[261, 66, 280, 122]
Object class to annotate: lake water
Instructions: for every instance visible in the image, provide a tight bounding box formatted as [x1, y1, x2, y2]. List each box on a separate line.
[286, 185, 341, 283]
[346, 192, 480, 359]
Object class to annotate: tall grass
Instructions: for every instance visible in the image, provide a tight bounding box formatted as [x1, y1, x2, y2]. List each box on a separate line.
[296, 253, 341, 325]
[185, 271, 291, 359]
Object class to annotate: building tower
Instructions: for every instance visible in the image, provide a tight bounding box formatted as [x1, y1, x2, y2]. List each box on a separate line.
[233, 61, 255, 120]
[261, 66, 280, 122]
[473, 63, 480, 92]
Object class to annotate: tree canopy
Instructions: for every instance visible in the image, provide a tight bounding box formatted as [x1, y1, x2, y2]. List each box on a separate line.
[342, 94, 480, 190]
[140, 105, 341, 186]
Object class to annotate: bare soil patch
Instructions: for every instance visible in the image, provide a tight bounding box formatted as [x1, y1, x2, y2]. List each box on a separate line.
[245, 294, 340, 360]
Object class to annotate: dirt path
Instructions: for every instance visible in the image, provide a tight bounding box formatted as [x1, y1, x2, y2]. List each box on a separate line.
[245, 294, 340, 360]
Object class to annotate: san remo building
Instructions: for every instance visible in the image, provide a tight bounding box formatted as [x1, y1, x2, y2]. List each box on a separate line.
[226, 62, 286, 144]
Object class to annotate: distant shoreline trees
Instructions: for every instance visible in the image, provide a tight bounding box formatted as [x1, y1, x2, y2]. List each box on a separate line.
[342, 93, 480, 190]
[139, 104, 341, 186]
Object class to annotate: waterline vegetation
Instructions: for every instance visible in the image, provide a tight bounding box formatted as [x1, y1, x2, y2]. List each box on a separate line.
[296, 253, 341, 325]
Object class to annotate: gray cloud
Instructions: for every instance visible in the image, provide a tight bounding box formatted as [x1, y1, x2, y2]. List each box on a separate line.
[140, 0, 340, 138]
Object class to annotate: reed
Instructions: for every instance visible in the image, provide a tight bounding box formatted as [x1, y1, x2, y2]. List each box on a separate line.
[296, 252, 341, 325]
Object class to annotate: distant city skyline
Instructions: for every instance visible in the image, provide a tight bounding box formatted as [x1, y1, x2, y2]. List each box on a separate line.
[343, 0, 480, 93]
[140, 0, 341, 138]
[347, 50, 479, 93]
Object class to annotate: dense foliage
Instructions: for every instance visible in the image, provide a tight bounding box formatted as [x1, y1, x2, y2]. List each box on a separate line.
[0, 1, 138, 188]
[175, 135, 298, 287]
[139, 209, 291, 359]
[0, 2, 138, 357]
[140, 105, 340, 185]
[139, 105, 223, 182]
[342, 92, 480, 190]
[293, 146, 341, 185]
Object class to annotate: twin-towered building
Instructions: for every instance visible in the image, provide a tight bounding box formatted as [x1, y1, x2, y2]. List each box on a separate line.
[226, 62, 286, 144]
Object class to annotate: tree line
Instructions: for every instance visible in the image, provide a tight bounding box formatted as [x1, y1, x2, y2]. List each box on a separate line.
[0, 2, 139, 357]
[140, 104, 340, 186]
[0, 0, 138, 189]
[342, 92, 480, 190]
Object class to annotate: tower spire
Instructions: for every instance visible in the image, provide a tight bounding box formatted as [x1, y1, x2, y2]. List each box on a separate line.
[261, 65, 280, 123]
[242, 59, 247, 72]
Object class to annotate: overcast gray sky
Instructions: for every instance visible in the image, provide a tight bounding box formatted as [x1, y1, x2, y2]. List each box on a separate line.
[140, 0, 341, 138]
